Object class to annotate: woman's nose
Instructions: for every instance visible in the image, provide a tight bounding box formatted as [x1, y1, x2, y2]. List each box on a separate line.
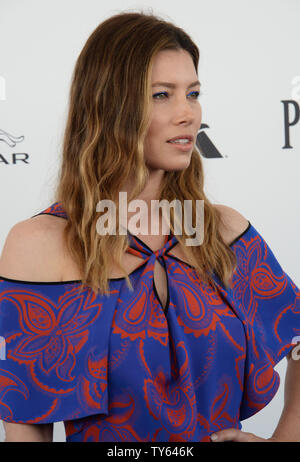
[173, 98, 195, 121]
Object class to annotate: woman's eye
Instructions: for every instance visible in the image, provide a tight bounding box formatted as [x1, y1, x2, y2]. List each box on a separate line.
[152, 92, 168, 99]
[189, 91, 201, 99]
[152, 91, 202, 100]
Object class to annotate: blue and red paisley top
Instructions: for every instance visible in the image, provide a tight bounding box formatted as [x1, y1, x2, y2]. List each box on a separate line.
[0, 202, 299, 442]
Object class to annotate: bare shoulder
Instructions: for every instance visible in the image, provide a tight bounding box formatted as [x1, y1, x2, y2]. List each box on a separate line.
[0, 214, 67, 282]
[213, 204, 250, 246]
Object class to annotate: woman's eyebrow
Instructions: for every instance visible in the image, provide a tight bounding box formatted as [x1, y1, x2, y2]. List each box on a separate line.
[152, 80, 201, 89]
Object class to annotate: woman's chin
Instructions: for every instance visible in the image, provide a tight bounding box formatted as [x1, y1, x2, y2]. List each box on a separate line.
[146, 156, 191, 172]
[165, 158, 191, 171]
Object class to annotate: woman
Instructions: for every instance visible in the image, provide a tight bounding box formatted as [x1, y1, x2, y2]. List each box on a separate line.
[0, 11, 300, 443]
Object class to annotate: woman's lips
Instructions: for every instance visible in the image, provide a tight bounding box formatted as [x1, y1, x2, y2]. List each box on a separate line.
[167, 140, 193, 151]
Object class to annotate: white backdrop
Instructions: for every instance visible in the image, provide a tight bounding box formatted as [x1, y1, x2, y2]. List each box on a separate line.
[0, 0, 299, 442]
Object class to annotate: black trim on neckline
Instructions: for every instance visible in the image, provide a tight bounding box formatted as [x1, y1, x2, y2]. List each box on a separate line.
[129, 232, 172, 254]
[31, 212, 68, 220]
[23, 211, 251, 285]
[0, 260, 149, 285]
[0, 275, 81, 285]
[229, 221, 252, 247]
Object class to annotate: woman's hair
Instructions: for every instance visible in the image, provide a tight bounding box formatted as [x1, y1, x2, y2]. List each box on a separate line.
[52, 9, 238, 296]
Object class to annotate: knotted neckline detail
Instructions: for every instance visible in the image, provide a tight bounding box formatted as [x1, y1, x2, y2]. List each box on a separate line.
[126, 230, 178, 260]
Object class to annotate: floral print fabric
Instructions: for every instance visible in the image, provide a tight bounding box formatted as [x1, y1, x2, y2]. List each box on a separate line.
[0, 202, 299, 442]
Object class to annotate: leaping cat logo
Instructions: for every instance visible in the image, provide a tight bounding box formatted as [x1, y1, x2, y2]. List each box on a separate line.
[0, 128, 24, 147]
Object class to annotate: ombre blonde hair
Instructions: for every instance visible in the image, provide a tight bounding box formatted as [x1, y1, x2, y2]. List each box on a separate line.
[52, 10, 237, 296]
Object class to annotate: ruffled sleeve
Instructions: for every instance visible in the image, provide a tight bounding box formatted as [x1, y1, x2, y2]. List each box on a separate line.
[228, 223, 300, 420]
[0, 278, 115, 424]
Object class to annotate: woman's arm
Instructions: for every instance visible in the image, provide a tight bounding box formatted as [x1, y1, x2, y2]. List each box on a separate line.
[270, 348, 300, 442]
[3, 422, 53, 442]
[0, 216, 66, 442]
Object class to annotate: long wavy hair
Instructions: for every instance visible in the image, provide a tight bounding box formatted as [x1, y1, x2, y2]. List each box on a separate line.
[52, 10, 238, 296]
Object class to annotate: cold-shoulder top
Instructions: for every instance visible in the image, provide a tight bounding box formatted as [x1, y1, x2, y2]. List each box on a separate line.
[0, 202, 299, 442]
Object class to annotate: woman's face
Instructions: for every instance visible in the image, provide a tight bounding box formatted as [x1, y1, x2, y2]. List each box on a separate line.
[144, 48, 202, 173]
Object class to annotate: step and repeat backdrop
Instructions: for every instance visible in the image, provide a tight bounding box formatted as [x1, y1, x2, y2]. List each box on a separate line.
[0, 0, 299, 443]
